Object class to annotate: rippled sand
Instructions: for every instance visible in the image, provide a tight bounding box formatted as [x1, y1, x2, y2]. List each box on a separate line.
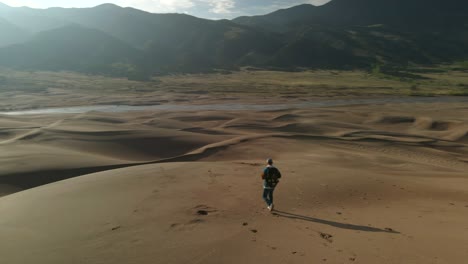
[0, 101, 467, 263]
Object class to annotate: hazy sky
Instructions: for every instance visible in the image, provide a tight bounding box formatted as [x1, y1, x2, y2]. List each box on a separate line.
[1, 0, 332, 19]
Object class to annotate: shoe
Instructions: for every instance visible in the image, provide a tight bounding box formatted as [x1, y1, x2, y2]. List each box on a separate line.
[270, 204, 274, 211]
[267, 205, 271, 211]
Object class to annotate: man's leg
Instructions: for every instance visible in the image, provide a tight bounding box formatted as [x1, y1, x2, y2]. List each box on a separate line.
[269, 189, 274, 206]
[263, 188, 270, 206]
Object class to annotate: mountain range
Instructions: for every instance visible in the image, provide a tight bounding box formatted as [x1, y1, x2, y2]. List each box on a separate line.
[0, 0, 467, 79]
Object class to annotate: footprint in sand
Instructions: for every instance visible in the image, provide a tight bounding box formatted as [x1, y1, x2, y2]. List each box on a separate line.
[189, 219, 205, 224]
[319, 232, 333, 242]
[193, 205, 217, 216]
[197, 210, 209, 215]
[239, 162, 262, 166]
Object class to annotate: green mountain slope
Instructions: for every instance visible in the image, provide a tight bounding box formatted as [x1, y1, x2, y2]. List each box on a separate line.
[0, 5, 67, 33]
[233, 0, 468, 31]
[0, 25, 144, 75]
[0, 3, 281, 72]
[0, 3, 282, 74]
[233, 0, 468, 67]
[0, 0, 467, 76]
[0, 17, 29, 47]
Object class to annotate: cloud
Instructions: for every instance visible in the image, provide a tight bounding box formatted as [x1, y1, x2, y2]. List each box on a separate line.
[308, 0, 330, 5]
[1, 0, 195, 11]
[118, 0, 236, 14]
[0, 0, 332, 18]
[117, 0, 195, 13]
[1, 0, 46, 8]
[199, 0, 235, 14]
[199, 0, 332, 18]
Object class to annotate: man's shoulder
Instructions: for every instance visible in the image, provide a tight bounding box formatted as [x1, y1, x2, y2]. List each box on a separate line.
[266, 166, 280, 172]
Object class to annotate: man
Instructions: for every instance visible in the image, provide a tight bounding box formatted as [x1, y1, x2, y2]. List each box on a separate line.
[261, 158, 282, 211]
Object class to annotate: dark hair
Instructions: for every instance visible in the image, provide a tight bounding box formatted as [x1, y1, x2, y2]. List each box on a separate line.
[267, 158, 273, 165]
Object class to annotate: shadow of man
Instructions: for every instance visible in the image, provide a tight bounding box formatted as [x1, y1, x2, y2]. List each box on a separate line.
[272, 210, 399, 234]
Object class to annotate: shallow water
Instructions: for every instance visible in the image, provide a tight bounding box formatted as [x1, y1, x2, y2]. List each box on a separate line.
[1, 97, 467, 116]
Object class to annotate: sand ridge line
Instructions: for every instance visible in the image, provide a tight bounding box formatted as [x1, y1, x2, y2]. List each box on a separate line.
[0, 119, 66, 144]
[1, 104, 467, 196]
[0, 133, 279, 191]
[2, 130, 466, 192]
[323, 140, 468, 171]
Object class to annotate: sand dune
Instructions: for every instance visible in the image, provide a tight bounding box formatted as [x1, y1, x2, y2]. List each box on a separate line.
[1, 103, 467, 192]
[0, 101, 468, 263]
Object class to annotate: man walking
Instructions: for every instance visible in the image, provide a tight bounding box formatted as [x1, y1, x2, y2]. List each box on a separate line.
[261, 158, 282, 211]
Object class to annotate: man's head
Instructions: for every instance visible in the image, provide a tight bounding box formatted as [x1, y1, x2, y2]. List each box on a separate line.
[267, 158, 273, 165]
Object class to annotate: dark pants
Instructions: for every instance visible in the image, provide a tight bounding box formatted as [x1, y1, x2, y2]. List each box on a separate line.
[263, 188, 274, 206]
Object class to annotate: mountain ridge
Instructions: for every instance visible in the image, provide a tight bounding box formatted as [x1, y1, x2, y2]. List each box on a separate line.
[0, 0, 467, 78]
[233, 0, 468, 31]
[0, 24, 143, 75]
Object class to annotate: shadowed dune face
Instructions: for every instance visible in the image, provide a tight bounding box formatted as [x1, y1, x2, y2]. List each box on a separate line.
[372, 115, 416, 124]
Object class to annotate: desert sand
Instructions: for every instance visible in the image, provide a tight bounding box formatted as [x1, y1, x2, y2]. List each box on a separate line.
[0, 100, 468, 264]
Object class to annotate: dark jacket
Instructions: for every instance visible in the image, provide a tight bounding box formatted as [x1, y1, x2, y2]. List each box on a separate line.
[261, 165, 282, 189]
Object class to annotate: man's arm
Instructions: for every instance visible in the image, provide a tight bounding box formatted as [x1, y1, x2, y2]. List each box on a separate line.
[261, 168, 267, 179]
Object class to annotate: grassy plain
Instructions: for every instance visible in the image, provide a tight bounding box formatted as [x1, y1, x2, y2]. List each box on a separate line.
[1, 66, 468, 111]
